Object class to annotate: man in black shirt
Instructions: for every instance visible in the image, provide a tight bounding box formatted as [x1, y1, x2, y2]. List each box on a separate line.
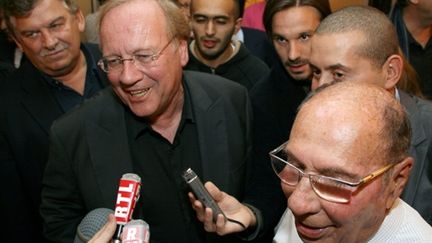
[40, 1, 261, 242]
[390, 0, 432, 98]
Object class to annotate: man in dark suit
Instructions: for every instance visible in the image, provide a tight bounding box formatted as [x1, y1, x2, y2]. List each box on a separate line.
[310, 5, 432, 225]
[40, 1, 264, 242]
[0, 0, 108, 242]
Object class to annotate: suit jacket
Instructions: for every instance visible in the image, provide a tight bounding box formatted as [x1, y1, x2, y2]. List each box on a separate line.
[0, 43, 108, 243]
[400, 90, 432, 225]
[241, 27, 278, 68]
[40, 71, 253, 243]
[245, 61, 309, 242]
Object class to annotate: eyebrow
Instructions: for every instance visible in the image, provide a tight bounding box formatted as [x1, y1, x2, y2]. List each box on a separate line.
[192, 14, 229, 20]
[19, 16, 65, 34]
[285, 149, 360, 180]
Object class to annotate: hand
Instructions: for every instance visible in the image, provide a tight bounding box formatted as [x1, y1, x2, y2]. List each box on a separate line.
[88, 214, 117, 243]
[188, 181, 257, 236]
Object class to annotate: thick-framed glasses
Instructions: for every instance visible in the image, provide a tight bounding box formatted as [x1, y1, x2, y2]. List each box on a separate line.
[269, 141, 398, 203]
[98, 37, 176, 73]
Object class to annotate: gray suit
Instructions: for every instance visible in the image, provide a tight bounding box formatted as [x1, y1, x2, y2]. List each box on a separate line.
[400, 90, 432, 225]
[40, 71, 253, 242]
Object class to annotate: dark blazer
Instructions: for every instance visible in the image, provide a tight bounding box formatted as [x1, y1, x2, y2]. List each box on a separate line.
[40, 71, 253, 243]
[0, 43, 108, 243]
[400, 90, 432, 225]
[245, 61, 308, 242]
[241, 27, 278, 68]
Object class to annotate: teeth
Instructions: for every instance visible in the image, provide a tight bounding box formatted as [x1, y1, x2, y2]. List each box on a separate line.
[130, 88, 150, 97]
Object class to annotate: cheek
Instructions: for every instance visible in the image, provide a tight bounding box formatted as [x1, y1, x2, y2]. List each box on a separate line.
[281, 183, 294, 198]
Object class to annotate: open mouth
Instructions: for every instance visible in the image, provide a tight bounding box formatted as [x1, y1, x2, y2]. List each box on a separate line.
[130, 88, 151, 97]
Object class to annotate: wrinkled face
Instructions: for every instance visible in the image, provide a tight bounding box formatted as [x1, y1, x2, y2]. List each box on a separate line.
[190, 0, 241, 61]
[99, 0, 189, 119]
[11, 0, 84, 77]
[271, 6, 321, 81]
[284, 101, 390, 243]
[310, 32, 386, 90]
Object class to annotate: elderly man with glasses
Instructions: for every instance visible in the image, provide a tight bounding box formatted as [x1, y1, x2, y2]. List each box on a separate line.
[39, 0, 264, 242]
[271, 81, 432, 242]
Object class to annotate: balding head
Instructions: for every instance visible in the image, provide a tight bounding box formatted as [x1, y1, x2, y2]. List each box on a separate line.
[316, 6, 399, 68]
[294, 81, 411, 164]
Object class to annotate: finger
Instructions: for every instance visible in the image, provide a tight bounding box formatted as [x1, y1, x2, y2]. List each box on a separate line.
[88, 214, 117, 243]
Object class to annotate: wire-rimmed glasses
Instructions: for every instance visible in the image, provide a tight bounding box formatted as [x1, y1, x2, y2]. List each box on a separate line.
[98, 37, 176, 73]
[269, 141, 398, 203]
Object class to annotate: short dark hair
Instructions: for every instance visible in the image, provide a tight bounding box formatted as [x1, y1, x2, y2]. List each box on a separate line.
[263, 0, 331, 38]
[316, 5, 399, 68]
[2, 0, 79, 35]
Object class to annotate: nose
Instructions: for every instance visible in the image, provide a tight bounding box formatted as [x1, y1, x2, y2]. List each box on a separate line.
[286, 176, 321, 216]
[205, 21, 215, 36]
[40, 29, 58, 49]
[288, 42, 301, 62]
[118, 61, 143, 85]
[312, 73, 333, 90]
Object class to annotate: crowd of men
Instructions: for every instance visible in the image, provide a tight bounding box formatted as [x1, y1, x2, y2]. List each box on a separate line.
[1, 0, 431, 242]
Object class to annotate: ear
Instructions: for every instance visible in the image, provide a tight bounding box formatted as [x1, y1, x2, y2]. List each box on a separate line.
[383, 54, 403, 90]
[233, 17, 242, 35]
[385, 157, 413, 209]
[178, 39, 190, 67]
[74, 8, 85, 33]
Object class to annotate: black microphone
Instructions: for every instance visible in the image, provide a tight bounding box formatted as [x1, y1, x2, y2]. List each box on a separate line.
[112, 173, 141, 242]
[74, 208, 114, 243]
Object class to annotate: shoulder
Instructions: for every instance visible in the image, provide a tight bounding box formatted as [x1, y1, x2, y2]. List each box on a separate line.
[52, 88, 114, 130]
[184, 70, 248, 95]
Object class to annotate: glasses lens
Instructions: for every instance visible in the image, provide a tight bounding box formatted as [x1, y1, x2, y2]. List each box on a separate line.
[309, 175, 354, 203]
[270, 155, 299, 186]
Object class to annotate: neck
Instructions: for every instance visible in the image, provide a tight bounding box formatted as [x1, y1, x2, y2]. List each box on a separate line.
[149, 85, 184, 144]
[403, 6, 432, 47]
[54, 51, 87, 95]
[192, 40, 236, 68]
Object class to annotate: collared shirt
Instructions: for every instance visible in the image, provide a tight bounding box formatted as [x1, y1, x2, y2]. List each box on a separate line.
[125, 83, 205, 243]
[44, 44, 105, 112]
[407, 31, 432, 98]
[273, 199, 432, 242]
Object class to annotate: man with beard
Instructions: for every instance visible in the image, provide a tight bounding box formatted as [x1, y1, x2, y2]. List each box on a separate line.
[185, 0, 269, 90]
[246, 1, 331, 240]
[0, 0, 108, 242]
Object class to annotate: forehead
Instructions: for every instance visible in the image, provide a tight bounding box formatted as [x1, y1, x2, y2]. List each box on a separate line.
[272, 6, 321, 36]
[191, 0, 236, 16]
[12, 0, 71, 29]
[100, 0, 168, 50]
[288, 97, 382, 170]
[310, 32, 367, 67]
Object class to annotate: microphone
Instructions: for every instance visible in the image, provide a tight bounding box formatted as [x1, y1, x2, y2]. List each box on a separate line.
[112, 173, 141, 242]
[74, 208, 114, 243]
[121, 219, 150, 243]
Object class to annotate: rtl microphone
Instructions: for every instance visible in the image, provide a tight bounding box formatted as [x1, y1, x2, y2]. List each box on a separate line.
[121, 219, 150, 243]
[74, 208, 114, 243]
[112, 173, 141, 242]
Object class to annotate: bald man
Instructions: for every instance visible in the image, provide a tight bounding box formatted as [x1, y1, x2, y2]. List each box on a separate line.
[309, 5, 432, 225]
[273, 81, 432, 242]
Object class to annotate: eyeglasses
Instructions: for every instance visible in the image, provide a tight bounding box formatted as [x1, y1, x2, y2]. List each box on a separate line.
[98, 37, 176, 73]
[269, 141, 398, 203]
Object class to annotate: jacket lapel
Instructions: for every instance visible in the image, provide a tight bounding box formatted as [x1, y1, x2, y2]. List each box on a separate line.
[86, 89, 134, 202]
[184, 73, 230, 190]
[19, 61, 63, 134]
